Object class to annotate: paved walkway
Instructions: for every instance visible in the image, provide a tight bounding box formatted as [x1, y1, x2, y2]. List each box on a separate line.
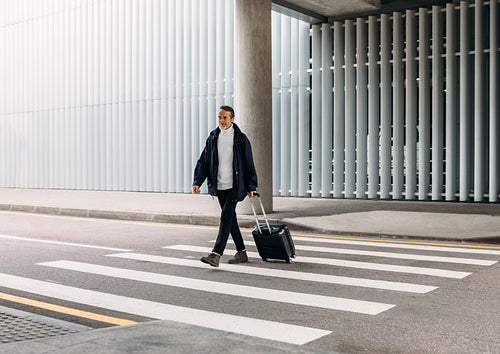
[0, 188, 499, 242]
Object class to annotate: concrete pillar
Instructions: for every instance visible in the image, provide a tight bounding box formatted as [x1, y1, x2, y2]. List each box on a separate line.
[234, 0, 273, 214]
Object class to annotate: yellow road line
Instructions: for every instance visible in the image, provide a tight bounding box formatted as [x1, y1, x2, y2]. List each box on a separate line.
[288, 233, 500, 250]
[0, 292, 137, 326]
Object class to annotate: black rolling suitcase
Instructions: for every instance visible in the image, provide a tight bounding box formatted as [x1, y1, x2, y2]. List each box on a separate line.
[249, 193, 296, 263]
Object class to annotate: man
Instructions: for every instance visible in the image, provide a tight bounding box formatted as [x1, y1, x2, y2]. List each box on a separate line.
[192, 105, 258, 267]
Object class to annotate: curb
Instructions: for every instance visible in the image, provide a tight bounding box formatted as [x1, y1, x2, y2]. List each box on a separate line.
[2, 203, 499, 244]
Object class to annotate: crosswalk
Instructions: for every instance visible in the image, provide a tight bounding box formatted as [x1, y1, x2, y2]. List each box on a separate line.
[2, 233, 500, 346]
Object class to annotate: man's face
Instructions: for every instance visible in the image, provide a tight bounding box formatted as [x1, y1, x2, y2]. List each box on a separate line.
[218, 109, 234, 130]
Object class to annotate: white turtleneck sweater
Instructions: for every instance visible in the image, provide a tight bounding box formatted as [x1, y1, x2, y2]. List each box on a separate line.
[217, 124, 234, 190]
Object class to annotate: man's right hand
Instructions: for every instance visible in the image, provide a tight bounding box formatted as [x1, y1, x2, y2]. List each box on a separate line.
[192, 185, 200, 194]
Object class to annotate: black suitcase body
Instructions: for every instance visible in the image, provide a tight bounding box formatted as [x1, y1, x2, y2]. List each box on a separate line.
[250, 194, 296, 263]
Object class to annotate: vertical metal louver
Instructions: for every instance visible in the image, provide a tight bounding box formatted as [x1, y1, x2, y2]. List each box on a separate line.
[307, 0, 499, 202]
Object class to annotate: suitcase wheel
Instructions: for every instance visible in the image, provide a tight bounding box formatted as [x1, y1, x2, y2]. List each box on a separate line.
[286, 258, 292, 264]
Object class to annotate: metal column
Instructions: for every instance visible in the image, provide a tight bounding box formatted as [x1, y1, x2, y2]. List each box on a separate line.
[297, 22, 310, 197]
[321, 23, 333, 198]
[311, 24, 322, 197]
[280, 16, 291, 196]
[368, 16, 379, 199]
[393, 12, 404, 200]
[356, 17, 368, 199]
[418, 8, 430, 200]
[380, 14, 391, 199]
[474, 0, 484, 201]
[460, 1, 471, 201]
[167, 0, 176, 192]
[333, 21, 345, 198]
[445, 3, 458, 201]
[272, 12, 281, 195]
[405, 10, 417, 200]
[432, 6, 444, 200]
[490, 0, 499, 202]
[345, 20, 356, 199]
[290, 18, 299, 196]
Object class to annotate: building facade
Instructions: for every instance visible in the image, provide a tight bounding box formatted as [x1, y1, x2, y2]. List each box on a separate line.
[1, 0, 499, 202]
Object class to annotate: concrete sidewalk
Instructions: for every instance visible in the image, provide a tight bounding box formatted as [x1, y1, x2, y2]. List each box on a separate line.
[0, 318, 331, 354]
[0, 188, 499, 242]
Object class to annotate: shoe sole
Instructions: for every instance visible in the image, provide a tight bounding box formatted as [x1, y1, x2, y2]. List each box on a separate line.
[228, 259, 248, 264]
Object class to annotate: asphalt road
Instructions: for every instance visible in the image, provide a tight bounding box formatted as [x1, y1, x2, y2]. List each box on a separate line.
[1, 210, 500, 353]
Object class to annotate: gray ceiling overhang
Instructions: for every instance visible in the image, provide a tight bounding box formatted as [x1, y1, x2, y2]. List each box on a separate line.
[272, 0, 455, 23]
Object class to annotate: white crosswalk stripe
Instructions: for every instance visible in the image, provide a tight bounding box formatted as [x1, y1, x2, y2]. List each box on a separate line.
[107, 252, 438, 293]
[292, 236, 500, 256]
[0, 272, 331, 345]
[38, 260, 396, 315]
[164, 245, 472, 279]
[220, 240, 497, 266]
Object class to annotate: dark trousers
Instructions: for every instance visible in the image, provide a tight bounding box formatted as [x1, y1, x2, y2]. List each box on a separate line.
[212, 189, 245, 256]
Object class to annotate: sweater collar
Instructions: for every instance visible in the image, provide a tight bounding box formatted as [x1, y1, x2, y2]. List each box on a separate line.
[211, 123, 243, 143]
[219, 124, 234, 136]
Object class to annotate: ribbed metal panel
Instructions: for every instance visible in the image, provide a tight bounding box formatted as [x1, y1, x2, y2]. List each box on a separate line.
[367, 16, 379, 199]
[333, 21, 345, 199]
[445, 2, 458, 201]
[432, 6, 444, 201]
[419, 8, 431, 200]
[297, 21, 310, 197]
[344, 20, 356, 199]
[280, 15, 291, 196]
[490, 0, 499, 202]
[0, 0, 245, 194]
[405, 10, 418, 200]
[380, 14, 391, 199]
[305, 2, 497, 202]
[355, 17, 368, 199]
[459, 1, 472, 201]
[272, 14, 312, 197]
[392, 12, 404, 200]
[272, 12, 281, 196]
[311, 24, 322, 198]
[290, 18, 299, 197]
[474, 0, 484, 201]
[321, 23, 333, 198]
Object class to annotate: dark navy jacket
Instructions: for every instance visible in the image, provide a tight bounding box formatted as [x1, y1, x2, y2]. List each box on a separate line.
[193, 123, 258, 202]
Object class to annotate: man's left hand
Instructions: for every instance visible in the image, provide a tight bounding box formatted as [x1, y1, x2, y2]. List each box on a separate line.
[248, 191, 257, 198]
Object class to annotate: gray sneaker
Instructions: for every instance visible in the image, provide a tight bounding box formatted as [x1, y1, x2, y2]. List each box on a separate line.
[228, 250, 248, 264]
[200, 252, 220, 267]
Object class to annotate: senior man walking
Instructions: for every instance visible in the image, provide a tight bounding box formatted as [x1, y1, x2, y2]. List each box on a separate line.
[192, 105, 258, 267]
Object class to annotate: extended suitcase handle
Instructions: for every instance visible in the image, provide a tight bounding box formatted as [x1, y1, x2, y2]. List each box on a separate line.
[249, 193, 272, 235]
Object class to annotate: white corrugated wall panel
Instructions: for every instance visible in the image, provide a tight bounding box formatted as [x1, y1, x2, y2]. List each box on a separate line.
[307, 2, 498, 202]
[272, 12, 281, 196]
[273, 14, 311, 197]
[280, 15, 291, 196]
[367, 16, 379, 199]
[0, 0, 241, 193]
[356, 17, 368, 199]
[321, 23, 333, 198]
[311, 24, 322, 198]
[1, 1, 498, 203]
[333, 21, 345, 199]
[297, 21, 310, 197]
